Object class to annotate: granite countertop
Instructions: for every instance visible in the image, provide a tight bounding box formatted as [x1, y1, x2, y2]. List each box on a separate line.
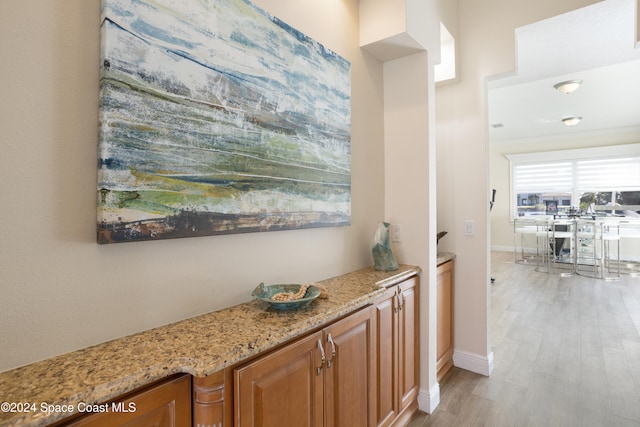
[437, 252, 455, 265]
[0, 265, 420, 427]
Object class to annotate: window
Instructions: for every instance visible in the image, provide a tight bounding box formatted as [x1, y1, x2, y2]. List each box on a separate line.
[507, 144, 640, 219]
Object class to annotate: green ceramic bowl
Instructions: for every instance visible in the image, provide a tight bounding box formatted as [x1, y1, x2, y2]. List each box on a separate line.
[252, 283, 320, 310]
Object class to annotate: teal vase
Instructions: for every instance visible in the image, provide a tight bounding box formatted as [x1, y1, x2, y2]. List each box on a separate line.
[372, 222, 399, 271]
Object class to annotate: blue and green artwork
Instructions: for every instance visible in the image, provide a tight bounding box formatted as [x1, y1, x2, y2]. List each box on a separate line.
[98, 0, 351, 243]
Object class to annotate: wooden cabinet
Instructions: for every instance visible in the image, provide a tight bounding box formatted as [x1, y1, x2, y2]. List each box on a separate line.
[373, 276, 419, 427]
[234, 330, 324, 427]
[436, 259, 454, 381]
[59, 374, 191, 427]
[373, 288, 397, 426]
[55, 276, 419, 427]
[324, 307, 376, 427]
[233, 307, 375, 427]
[38, 269, 422, 427]
[397, 278, 419, 413]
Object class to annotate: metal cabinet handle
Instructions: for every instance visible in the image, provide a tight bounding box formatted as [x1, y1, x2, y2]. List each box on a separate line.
[399, 293, 405, 311]
[393, 288, 400, 314]
[317, 339, 325, 375]
[327, 333, 336, 368]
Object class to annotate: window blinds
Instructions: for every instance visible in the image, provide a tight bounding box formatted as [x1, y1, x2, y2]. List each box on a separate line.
[514, 157, 640, 193]
[513, 162, 573, 193]
[575, 157, 640, 190]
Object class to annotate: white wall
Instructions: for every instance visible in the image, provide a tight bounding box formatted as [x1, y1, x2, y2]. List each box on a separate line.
[0, 0, 386, 372]
[383, 52, 438, 410]
[435, 0, 601, 374]
[360, 0, 444, 411]
[359, 0, 408, 47]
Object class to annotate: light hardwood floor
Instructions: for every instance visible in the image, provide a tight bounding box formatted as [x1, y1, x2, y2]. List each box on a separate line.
[409, 251, 640, 426]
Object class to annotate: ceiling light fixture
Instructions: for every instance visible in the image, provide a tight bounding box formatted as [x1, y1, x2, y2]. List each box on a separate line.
[554, 79, 583, 94]
[562, 116, 582, 126]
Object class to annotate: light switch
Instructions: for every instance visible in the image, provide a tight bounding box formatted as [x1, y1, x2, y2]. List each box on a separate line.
[464, 220, 474, 236]
[391, 224, 402, 242]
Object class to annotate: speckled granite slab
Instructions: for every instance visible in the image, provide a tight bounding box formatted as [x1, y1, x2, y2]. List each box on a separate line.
[437, 252, 455, 266]
[0, 265, 420, 427]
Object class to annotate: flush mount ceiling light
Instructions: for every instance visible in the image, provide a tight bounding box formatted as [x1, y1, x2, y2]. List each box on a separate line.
[554, 79, 583, 94]
[562, 116, 582, 126]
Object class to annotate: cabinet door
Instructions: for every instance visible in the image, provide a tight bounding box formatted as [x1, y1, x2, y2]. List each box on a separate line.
[324, 308, 375, 427]
[398, 277, 419, 413]
[234, 331, 324, 427]
[372, 289, 398, 427]
[62, 374, 191, 427]
[436, 260, 454, 381]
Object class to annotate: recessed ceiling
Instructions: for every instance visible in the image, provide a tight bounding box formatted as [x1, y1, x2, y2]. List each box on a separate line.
[488, 0, 640, 143]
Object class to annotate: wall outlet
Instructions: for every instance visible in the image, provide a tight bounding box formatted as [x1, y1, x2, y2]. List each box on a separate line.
[391, 224, 402, 242]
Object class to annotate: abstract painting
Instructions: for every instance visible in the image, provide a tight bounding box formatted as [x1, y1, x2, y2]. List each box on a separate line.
[98, 0, 351, 244]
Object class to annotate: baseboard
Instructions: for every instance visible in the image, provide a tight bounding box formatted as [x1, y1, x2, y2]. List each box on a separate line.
[417, 383, 440, 414]
[453, 349, 494, 376]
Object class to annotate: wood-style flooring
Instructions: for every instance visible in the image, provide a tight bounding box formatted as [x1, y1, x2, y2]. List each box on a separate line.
[408, 251, 640, 426]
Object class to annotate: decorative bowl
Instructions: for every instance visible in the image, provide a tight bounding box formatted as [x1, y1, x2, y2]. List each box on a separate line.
[252, 283, 320, 311]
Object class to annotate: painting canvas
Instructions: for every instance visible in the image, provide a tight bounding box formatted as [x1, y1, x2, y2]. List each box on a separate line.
[98, 0, 351, 244]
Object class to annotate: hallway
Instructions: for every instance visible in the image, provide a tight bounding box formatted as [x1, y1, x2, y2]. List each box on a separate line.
[410, 251, 640, 426]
